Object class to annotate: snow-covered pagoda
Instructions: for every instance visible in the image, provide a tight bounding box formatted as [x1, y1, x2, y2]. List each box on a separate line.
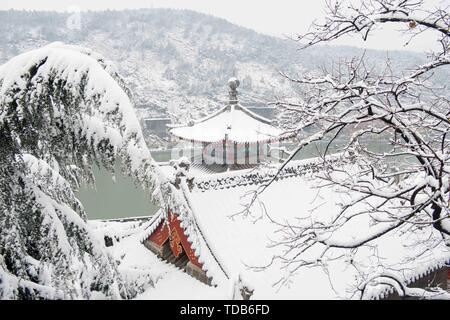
[168, 78, 292, 168]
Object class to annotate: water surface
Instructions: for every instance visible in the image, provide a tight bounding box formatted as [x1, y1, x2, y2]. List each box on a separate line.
[78, 139, 393, 220]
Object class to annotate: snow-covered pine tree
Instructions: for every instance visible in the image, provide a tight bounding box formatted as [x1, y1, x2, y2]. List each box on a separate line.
[0, 43, 165, 299]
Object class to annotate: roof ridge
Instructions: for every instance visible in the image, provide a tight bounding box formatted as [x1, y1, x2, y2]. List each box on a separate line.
[167, 104, 229, 129]
[194, 157, 341, 192]
[234, 104, 273, 125]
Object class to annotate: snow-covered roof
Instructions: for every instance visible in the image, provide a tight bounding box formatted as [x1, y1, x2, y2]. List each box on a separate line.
[144, 158, 450, 299]
[168, 78, 294, 144]
[169, 104, 290, 144]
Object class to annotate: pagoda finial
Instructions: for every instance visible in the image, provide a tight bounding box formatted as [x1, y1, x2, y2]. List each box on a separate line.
[228, 77, 240, 105]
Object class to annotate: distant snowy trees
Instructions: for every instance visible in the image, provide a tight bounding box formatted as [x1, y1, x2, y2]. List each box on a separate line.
[2, 9, 446, 128]
[0, 43, 164, 299]
[271, 0, 449, 298]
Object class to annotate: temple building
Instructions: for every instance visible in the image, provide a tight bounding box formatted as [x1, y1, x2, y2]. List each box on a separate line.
[141, 79, 450, 300]
[167, 78, 293, 169]
[142, 156, 449, 299]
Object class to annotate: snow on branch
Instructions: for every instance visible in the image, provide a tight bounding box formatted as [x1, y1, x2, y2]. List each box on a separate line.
[298, 0, 450, 51]
[250, 0, 450, 297]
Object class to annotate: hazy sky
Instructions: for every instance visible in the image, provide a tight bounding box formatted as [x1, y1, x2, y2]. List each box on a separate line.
[1, 0, 447, 52]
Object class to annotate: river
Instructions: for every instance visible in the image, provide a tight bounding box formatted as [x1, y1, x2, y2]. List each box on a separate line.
[77, 139, 391, 220]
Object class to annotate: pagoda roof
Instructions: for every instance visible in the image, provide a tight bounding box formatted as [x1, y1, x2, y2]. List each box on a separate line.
[168, 104, 290, 144]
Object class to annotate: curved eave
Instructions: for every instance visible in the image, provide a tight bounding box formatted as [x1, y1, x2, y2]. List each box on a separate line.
[142, 206, 231, 287]
[170, 133, 297, 144]
[140, 209, 165, 242]
[168, 130, 296, 145]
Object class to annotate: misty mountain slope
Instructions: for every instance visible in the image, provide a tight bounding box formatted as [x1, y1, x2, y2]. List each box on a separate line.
[0, 9, 444, 127]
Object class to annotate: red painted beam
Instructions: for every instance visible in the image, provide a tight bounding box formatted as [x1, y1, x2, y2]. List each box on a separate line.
[147, 210, 203, 269]
[148, 220, 169, 246]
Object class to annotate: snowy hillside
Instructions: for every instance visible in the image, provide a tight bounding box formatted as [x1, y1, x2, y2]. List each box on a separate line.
[0, 9, 442, 129]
